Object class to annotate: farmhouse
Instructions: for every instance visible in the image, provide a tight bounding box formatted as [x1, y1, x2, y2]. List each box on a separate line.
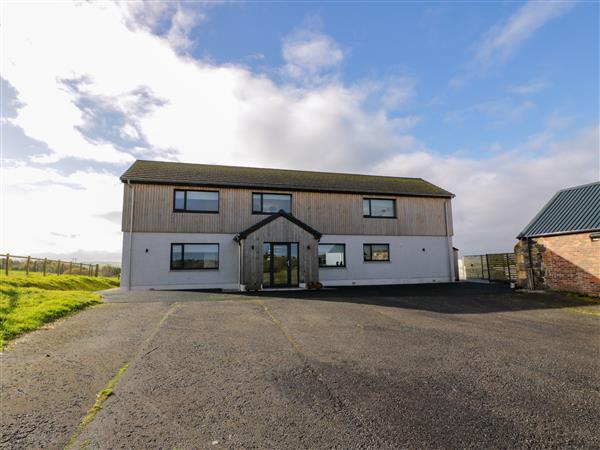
[120, 160, 456, 291]
[515, 181, 600, 297]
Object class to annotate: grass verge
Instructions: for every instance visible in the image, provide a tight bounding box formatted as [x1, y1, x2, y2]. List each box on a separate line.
[0, 273, 119, 349]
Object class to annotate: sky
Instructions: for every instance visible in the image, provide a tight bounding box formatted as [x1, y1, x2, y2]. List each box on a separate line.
[1, 0, 599, 263]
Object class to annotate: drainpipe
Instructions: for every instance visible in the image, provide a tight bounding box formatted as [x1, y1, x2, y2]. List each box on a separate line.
[127, 180, 135, 291]
[238, 239, 243, 291]
[443, 199, 455, 282]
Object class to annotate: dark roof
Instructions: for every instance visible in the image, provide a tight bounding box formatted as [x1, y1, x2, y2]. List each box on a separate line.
[234, 210, 322, 241]
[120, 160, 453, 198]
[517, 181, 600, 238]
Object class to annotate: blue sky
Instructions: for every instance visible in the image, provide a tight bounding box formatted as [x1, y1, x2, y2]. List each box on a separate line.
[189, 1, 597, 156]
[1, 1, 598, 261]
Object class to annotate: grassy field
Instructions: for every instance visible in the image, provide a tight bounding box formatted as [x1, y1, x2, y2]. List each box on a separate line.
[0, 273, 119, 349]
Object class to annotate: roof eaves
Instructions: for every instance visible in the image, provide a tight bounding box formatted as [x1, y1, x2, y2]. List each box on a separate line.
[519, 227, 600, 239]
[235, 210, 322, 240]
[119, 177, 454, 198]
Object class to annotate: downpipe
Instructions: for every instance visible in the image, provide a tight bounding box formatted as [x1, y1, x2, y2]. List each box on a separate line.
[127, 180, 135, 291]
[443, 200, 455, 282]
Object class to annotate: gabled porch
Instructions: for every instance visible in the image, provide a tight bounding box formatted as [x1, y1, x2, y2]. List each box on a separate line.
[234, 210, 322, 290]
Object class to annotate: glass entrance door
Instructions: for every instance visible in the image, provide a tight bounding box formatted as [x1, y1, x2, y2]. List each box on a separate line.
[262, 242, 299, 288]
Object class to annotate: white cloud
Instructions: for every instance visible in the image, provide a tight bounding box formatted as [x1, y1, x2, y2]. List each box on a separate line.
[0, 1, 595, 260]
[445, 99, 535, 126]
[381, 78, 416, 110]
[165, 6, 205, 51]
[545, 111, 574, 130]
[358, 76, 417, 112]
[452, 1, 575, 86]
[0, 2, 419, 256]
[475, 1, 574, 67]
[374, 124, 599, 254]
[507, 79, 551, 95]
[1, 161, 123, 255]
[121, 1, 206, 52]
[282, 27, 345, 81]
[1, 2, 408, 170]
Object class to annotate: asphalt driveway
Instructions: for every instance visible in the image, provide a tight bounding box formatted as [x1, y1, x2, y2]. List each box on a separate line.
[1, 283, 599, 449]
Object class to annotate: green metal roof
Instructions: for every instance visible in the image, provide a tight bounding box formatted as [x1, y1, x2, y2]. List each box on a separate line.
[517, 181, 600, 238]
[120, 160, 454, 198]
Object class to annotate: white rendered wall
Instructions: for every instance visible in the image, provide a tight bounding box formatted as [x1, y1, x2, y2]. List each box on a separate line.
[318, 235, 454, 286]
[121, 232, 454, 290]
[121, 232, 239, 290]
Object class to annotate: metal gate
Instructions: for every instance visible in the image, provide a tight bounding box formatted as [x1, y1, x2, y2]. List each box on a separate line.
[463, 253, 516, 283]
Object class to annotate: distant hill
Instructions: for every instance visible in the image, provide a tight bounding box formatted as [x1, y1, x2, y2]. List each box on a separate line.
[29, 250, 121, 266]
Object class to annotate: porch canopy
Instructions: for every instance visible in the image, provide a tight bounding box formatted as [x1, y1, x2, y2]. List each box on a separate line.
[234, 210, 322, 288]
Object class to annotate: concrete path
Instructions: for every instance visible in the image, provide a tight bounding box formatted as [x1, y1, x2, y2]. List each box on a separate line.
[1, 285, 598, 449]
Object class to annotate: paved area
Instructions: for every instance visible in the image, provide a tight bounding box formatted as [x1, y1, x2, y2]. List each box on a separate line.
[1, 284, 599, 449]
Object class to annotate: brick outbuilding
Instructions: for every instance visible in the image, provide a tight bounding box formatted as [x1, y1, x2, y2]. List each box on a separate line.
[515, 182, 600, 297]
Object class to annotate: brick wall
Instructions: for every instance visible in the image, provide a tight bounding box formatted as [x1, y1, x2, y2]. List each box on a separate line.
[515, 232, 600, 297]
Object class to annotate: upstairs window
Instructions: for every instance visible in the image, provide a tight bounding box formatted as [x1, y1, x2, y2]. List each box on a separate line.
[171, 243, 219, 270]
[318, 244, 346, 268]
[252, 193, 292, 214]
[363, 244, 390, 262]
[363, 198, 395, 218]
[174, 190, 219, 213]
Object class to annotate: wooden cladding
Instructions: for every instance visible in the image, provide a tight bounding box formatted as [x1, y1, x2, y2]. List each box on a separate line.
[241, 216, 319, 286]
[122, 183, 453, 236]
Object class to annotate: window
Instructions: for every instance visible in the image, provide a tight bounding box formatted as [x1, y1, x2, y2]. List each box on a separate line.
[174, 190, 219, 213]
[252, 193, 292, 214]
[363, 244, 390, 262]
[170, 244, 219, 270]
[318, 244, 346, 268]
[363, 198, 395, 218]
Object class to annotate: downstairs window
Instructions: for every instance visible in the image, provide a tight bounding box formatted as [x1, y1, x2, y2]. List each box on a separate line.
[170, 243, 219, 270]
[318, 244, 346, 267]
[363, 244, 390, 262]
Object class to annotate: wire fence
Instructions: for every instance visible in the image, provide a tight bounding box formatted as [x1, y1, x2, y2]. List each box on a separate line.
[0, 253, 120, 278]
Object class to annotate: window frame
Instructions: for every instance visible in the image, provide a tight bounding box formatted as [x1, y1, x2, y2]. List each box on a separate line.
[173, 189, 220, 214]
[170, 243, 220, 271]
[363, 243, 391, 262]
[318, 243, 347, 268]
[252, 192, 293, 215]
[362, 197, 396, 219]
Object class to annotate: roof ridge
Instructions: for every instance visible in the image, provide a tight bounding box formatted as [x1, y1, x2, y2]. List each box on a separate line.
[556, 180, 600, 193]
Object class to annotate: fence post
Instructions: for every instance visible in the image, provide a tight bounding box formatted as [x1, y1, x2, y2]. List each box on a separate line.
[95, 264, 99, 277]
[57, 260, 61, 275]
[43, 258, 47, 276]
[4, 254, 9, 276]
[69, 261, 73, 274]
[25, 256, 31, 276]
[79, 263, 83, 274]
[486, 254, 492, 283]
